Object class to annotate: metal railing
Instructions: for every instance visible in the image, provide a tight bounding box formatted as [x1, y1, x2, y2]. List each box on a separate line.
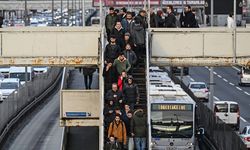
[0, 67, 62, 144]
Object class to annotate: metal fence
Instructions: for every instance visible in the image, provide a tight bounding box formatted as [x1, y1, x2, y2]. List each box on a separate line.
[164, 68, 247, 150]
[0, 67, 61, 136]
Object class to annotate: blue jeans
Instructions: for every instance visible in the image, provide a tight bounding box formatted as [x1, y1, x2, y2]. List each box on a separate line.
[134, 137, 146, 150]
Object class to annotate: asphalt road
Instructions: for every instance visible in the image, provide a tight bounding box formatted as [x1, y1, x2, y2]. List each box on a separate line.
[181, 67, 250, 130]
[2, 92, 63, 150]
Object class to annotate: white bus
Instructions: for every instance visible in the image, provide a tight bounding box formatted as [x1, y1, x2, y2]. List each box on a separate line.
[149, 67, 196, 150]
[9, 67, 33, 84]
[0, 67, 10, 78]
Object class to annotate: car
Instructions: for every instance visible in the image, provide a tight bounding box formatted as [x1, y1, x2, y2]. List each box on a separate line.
[0, 78, 20, 99]
[170, 67, 189, 75]
[240, 126, 250, 149]
[214, 101, 240, 130]
[238, 67, 250, 86]
[188, 82, 209, 101]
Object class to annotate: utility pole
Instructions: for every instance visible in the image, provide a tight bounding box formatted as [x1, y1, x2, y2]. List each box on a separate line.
[61, 0, 63, 26]
[209, 0, 214, 110]
[82, 0, 85, 27]
[67, 0, 69, 26]
[24, 0, 28, 26]
[52, 0, 54, 26]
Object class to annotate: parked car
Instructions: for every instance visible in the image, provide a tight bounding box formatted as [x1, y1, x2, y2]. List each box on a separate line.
[238, 67, 250, 86]
[188, 82, 209, 102]
[214, 101, 240, 130]
[240, 126, 250, 149]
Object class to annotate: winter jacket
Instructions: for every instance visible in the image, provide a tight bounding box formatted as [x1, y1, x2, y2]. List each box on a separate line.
[121, 19, 134, 34]
[104, 44, 121, 63]
[105, 14, 118, 32]
[121, 38, 134, 50]
[104, 104, 116, 126]
[105, 141, 122, 150]
[111, 27, 125, 48]
[123, 49, 137, 66]
[165, 12, 176, 28]
[103, 65, 118, 85]
[113, 58, 131, 75]
[180, 11, 197, 28]
[108, 121, 127, 145]
[131, 110, 147, 137]
[105, 89, 123, 107]
[131, 24, 145, 46]
[122, 115, 132, 136]
[137, 14, 148, 29]
[123, 83, 139, 105]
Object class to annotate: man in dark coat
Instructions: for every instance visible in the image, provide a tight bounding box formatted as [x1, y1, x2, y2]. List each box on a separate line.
[131, 17, 146, 58]
[131, 109, 147, 150]
[123, 43, 137, 69]
[105, 135, 122, 150]
[105, 83, 123, 108]
[150, 9, 158, 28]
[121, 11, 134, 34]
[105, 7, 118, 40]
[123, 76, 139, 110]
[180, 5, 197, 28]
[165, 5, 176, 28]
[111, 21, 125, 49]
[137, 10, 148, 29]
[104, 36, 121, 64]
[103, 60, 118, 93]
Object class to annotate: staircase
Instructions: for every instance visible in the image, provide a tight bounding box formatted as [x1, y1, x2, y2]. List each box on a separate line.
[132, 57, 147, 109]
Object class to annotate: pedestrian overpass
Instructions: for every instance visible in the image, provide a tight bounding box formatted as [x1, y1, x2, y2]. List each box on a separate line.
[0, 27, 250, 150]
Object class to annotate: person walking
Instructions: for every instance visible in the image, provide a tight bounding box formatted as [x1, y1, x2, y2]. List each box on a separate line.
[82, 66, 96, 89]
[118, 71, 127, 91]
[103, 60, 118, 93]
[180, 5, 197, 28]
[131, 17, 146, 59]
[123, 76, 139, 110]
[105, 135, 122, 150]
[227, 13, 235, 28]
[123, 43, 137, 71]
[131, 109, 147, 150]
[105, 7, 118, 40]
[121, 32, 134, 51]
[113, 52, 131, 75]
[105, 83, 123, 108]
[108, 114, 127, 149]
[121, 12, 134, 34]
[156, 10, 165, 27]
[165, 5, 176, 28]
[111, 21, 125, 48]
[104, 36, 122, 64]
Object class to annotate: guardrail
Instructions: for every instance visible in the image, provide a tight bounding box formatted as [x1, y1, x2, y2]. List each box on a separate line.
[164, 68, 247, 150]
[0, 67, 62, 146]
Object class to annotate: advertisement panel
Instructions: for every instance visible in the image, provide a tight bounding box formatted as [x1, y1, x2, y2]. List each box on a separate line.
[93, 0, 160, 7]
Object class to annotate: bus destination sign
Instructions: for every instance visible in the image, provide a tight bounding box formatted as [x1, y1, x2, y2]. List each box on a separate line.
[151, 104, 193, 111]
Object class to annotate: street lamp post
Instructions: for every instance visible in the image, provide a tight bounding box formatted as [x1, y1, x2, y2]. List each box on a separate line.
[24, 0, 28, 26]
[52, 0, 54, 26]
[61, 0, 63, 26]
[209, 0, 214, 110]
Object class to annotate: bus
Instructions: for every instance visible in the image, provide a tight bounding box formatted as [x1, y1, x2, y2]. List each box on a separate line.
[149, 67, 196, 149]
[9, 67, 33, 84]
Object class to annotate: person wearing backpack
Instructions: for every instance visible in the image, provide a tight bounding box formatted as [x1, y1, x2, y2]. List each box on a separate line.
[108, 114, 127, 149]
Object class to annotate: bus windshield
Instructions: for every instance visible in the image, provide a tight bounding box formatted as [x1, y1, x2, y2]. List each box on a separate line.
[0, 82, 18, 89]
[151, 111, 193, 138]
[10, 73, 31, 82]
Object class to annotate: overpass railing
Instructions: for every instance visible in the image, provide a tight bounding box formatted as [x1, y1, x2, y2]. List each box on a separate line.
[150, 28, 250, 66]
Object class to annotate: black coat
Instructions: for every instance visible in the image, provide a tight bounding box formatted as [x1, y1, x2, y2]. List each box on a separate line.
[105, 90, 123, 107]
[111, 28, 125, 48]
[103, 65, 118, 85]
[165, 12, 176, 28]
[104, 44, 121, 63]
[105, 141, 122, 150]
[156, 15, 165, 27]
[180, 11, 197, 28]
[123, 83, 139, 104]
[150, 12, 158, 27]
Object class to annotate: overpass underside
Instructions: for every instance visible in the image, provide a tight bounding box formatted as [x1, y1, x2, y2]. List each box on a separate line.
[0, 27, 249, 66]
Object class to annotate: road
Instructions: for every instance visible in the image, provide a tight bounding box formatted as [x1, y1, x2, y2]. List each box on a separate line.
[2, 91, 63, 150]
[180, 67, 250, 130]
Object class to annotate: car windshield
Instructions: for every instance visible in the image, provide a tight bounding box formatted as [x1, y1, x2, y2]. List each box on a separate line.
[0, 82, 18, 89]
[214, 104, 228, 113]
[151, 110, 194, 138]
[10, 73, 31, 82]
[190, 84, 206, 89]
[243, 68, 250, 74]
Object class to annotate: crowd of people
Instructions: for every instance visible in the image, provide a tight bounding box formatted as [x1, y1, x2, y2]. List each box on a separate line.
[102, 5, 199, 150]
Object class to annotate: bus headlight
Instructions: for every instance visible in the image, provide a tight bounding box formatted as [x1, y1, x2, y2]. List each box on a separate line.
[150, 141, 157, 147]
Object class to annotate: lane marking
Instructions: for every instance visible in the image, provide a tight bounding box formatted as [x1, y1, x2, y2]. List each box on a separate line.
[244, 91, 250, 96]
[236, 87, 242, 91]
[217, 75, 222, 78]
[213, 96, 220, 101]
[223, 78, 228, 82]
[232, 66, 241, 72]
[240, 117, 247, 123]
[229, 82, 235, 86]
[213, 72, 217, 75]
